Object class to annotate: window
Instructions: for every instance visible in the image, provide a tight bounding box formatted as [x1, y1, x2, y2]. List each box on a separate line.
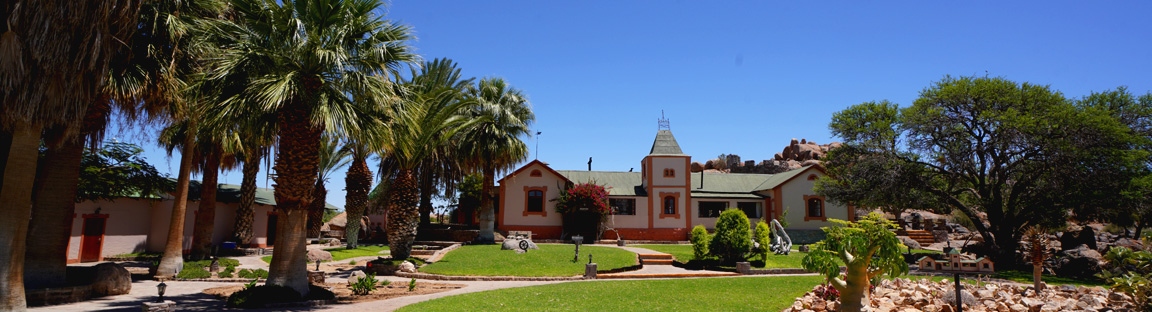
[610, 198, 636, 215]
[804, 195, 826, 221]
[738, 202, 762, 218]
[663, 168, 675, 177]
[698, 202, 727, 218]
[663, 196, 677, 215]
[526, 190, 544, 212]
[530, 170, 542, 177]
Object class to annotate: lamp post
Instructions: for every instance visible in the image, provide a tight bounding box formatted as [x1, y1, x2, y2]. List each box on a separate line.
[156, 281, 167, 303]
[571, 235, 583, 262]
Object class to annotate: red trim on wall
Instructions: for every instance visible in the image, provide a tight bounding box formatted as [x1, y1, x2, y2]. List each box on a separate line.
[658, 192, 680, 219]
[803, 195, 827, 221]
[773, 188, 784, 222]
[522, 186, 548, 217]
[79, 213, 109, 262]
[499, 225, 564, 239]
[602, 228, 689, 241]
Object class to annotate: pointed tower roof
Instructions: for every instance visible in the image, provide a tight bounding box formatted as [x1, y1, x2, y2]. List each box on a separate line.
[649, 130, 687, 156]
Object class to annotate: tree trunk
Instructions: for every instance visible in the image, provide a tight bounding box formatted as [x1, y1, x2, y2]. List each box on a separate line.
[24, 130, 84, 289]
[0, 125, 43, 311]
[838, 261, 872, 312]
[344, 156, 371, 249]
[307, 180, 326, 238]
[419, 169, 433, 225]
[232, 152, 260, 246]
[477, 167, 496, 243]
[265, 208, 309, 295]
[1033, 264, 1043, 290]
[267, 101, 321, 296]
[156, 137, 196, 278]
[190, 150, 221, 260]
[387, 169, 419, 259]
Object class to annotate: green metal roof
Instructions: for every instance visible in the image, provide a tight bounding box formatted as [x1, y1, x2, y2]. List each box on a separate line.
[556, 171, 646, 196]
[186, 180, 340, 210]
[649, 130, 687, 156]
[752, 166, 812, 191]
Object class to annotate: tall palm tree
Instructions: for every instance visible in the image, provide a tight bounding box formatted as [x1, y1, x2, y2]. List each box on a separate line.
[343, 141, 375, 249]
[209, 0, 416, 295]
[310, 135, 351, 238]
[408, 59, 474, 226]
[461, 77, 535, 243]
[1, 1, 139, 309]
[379, 64, 479, 259]
[189, 128, 242, 260]
[229, 123, 275, 246]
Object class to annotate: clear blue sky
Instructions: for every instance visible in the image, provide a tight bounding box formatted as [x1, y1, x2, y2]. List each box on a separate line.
[119, 1, 1152, 211]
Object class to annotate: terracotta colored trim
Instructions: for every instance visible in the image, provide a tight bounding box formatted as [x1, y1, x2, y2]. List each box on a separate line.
[646, 159, 654, 229]
[658, 192, 680, 219]
[684, 158, 692, 229]
[66, 258, 81, 264]
[847, 204, 857, 221]
[773, 188, 784, 221]
[807, 174, 819, 181]
[522, 186, 548, 217]
[497, 160, 571, 184]
[764, 197, 773, 221]
[79, 214, 108, 262]
[803, 195, 827, 221]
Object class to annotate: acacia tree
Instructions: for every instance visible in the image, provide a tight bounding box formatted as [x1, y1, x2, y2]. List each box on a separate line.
[802, 213, 909, 312]
[818, 76, 1142, 265]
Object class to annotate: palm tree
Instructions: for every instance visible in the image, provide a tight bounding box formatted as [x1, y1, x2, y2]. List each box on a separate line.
[1, 1, 139, 309]
[343, 141, 375, 249]
[209, 0, 416, 295]
[460, 77, 535, 243]
[378, 62, 479, 258]
[408, 59, 474, 226]
[231, 128, 275, 247]
[189, 128, 242, 260]
[310, 136, 351, 238]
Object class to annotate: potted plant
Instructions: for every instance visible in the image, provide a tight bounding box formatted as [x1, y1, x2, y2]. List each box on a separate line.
[554, 182, 612, 243]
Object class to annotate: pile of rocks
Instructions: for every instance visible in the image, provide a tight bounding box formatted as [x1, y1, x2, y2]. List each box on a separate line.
[785, 278, 1135, 312]
[691, 139, 842, 174]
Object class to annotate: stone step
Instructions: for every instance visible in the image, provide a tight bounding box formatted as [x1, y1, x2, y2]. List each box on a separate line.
[641, 259, 674, 265]
[598, 272, 740, 279]
[638, 254, 674, 260]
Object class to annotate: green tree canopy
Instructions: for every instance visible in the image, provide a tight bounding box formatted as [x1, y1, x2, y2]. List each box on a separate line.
[74, 142, 173, 202]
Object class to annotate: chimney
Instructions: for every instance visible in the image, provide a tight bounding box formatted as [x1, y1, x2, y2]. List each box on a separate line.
[587, 157, 592, 171]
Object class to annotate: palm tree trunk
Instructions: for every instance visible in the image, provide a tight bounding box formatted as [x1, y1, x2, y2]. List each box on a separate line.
[0, 125, 43, 311]
[24, 129, 84, 289]
[191, 150, 221, 260]
[307, 180, 326, 238]
[232, 151, 261, 246]
[267, 101, 321, 296]
[419, 169, 434, 225]
[156, 137, 196, 278]
[477, 167, 496, 243]
[387, 169, 419, 259]
[345, 156, 372, 249]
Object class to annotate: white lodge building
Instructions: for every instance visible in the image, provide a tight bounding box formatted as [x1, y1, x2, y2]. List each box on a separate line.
[496, 130, 854, 241]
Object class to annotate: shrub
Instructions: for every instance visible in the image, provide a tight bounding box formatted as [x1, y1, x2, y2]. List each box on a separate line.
[710, 209, 752, 263]
[802, 213, 908, 312]
[176, 266, 211, 279]
[237, 268, 268, 279]
[690, 225, 711, 260]
[348, 260, 357, 265]
[1111, 272, 1152, 312]
[219, 266, 235, 278]
[753, 221, 771, 262]
[225, 284, 335, 308]
[350, 273, 378, 295]
[408, 278, 417, 292]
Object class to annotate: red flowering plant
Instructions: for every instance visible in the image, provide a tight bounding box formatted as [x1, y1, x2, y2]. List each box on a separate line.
[553, 182, 612, 215]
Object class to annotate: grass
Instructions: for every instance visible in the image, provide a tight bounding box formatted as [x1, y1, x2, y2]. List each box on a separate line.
[990, 270, 1108, 287]
[260, 245, 390, 263]
[633, 244, 806, 269]
[396, 275, 824, 312]
[419, 244, 637, 277]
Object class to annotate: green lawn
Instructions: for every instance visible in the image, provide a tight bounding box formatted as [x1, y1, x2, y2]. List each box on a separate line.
[419, 244, 637, 277]
[633, 244, 806, 269]
[397, 275, 824, 312]
[260, 245, 390, 264]
[990, 270, 1108, 287]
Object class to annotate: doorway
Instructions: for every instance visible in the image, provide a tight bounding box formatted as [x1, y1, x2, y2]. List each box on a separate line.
[80, 216, 107, 262]
[266, 214, 278, 246]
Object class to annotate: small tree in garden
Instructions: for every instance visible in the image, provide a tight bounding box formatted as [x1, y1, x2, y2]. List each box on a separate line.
[1023, 226, 1050, 290]
[753, 221, 772, 262]
[710, 209, 752, 263]
[690, 225, 711, 260]
[802, 213, 908, 312]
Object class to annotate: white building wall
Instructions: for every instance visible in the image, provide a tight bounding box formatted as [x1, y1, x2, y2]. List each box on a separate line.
[688, 198, 767, 229]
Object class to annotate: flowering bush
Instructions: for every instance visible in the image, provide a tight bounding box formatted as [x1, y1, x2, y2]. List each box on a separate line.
[815, 282, 841, 301]
[553, 182, 611, 214]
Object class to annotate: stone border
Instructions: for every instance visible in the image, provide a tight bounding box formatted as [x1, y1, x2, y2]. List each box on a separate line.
[173, 278, 266, 282]
[261, 299, 337, 308]
[423, 243, 462, 263]
[395, 271, 586, 281]
[25, 284, 93, 307]
[741, 268, 810, 275]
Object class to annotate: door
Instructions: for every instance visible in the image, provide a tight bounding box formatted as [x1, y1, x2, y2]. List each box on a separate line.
[266, 214, 278, 246]
[80, 217, 107, 262]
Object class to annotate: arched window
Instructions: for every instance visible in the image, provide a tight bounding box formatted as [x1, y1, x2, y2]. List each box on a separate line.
[663, 196, 676, 215]
[530, 170, 542, 177]
[527, 190, 544, 212]
[806, 197, 824, 219]
[663, 168, 675, 177]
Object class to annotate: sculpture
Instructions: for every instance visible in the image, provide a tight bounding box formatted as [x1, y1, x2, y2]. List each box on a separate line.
[770, 219, 792, 255]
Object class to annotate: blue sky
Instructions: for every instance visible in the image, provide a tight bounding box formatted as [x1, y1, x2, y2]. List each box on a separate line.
[119, 1, 1152, 210]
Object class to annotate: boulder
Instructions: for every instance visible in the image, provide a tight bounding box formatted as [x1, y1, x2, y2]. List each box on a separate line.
[91, 263, 131, 296]
[348, 270, 367, 284]
[398, 261, 417, 273]
[307, 249, 333, 262]
[690, 162, 704, 172]
[501, 238, 539, 250]
[899, 236, 922, 250]
[1053, 244, 1103, 279]
[939, 289, 977, 308]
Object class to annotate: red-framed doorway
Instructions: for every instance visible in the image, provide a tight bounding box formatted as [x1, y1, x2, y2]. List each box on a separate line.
[79, 213, 109, 262]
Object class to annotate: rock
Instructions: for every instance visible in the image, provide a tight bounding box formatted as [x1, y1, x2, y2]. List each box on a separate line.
[1113, 237, 1145, 250]
[1008, 303, 1027, 312]
[940, 289, 978, 308]
[501, 238, 539, 250]
[398, 261, 417, 273]
[900, 236, 923, 250]
[91, 263, 131, 296]
[690, 162, 704, 172]
[1054, 244, 1103, 279]
[799, 245, 810, 252]
[307, 249, 333, 262]
[348, 270, 367, 284]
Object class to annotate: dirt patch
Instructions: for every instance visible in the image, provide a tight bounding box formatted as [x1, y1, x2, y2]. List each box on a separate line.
[203, 282, 465, 304]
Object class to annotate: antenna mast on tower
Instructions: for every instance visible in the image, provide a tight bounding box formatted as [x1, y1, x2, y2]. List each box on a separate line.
[658, 110, 670, 130]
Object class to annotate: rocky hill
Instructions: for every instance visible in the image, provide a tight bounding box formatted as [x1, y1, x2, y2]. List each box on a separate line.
[690, 138, 841, 174]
